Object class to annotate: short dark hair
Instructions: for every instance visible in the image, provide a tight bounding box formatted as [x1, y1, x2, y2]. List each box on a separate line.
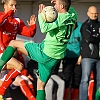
[60, 0, 71, 11]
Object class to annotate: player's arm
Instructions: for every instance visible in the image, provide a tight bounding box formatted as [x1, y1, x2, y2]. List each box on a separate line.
[0, 10, 14, 24]
[38, 5, 77, 34]
[38, 4, 58, 33]
[81, 23, 100, 43]
[18, 15, 37, 37]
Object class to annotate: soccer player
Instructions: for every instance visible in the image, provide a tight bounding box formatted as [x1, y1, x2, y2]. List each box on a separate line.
[0, 0, 36, 99]
[0, 51, 36, 100]
[0, 0, 77, 100]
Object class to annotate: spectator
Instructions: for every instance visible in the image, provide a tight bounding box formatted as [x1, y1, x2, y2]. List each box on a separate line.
[0, 0, 36, 99]
[0, 51, 36, 100]
[62, 22, 82, 100]
[45, 61, 65, 100]
[79, 6, 100, 100]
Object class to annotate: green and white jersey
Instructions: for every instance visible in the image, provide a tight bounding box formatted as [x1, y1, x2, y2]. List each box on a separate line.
[38, 6, 78, 59]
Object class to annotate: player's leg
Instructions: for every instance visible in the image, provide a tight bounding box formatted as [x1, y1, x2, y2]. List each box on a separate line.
[21, 75, 35, 96]
[0, 79, 3, 86]
[0, 57, 23, 96]
[0, 73, 12, 100]
[36, 60, 59, 100]
[0, 79, 3, 99]
[36, 78, 45, 100]
[0, 40, 28, 70]
[13, 75, 36, 100]
[28, 80, 35, 96]
[19, 41, 59, 100]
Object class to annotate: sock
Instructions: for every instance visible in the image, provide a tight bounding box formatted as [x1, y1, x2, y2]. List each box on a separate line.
[36, 90, 45, 100]
[88, 80, 94, 100]
[20, 80, 36, 100]
[71, 88, 79, 100]
[0, 46, 15, 70]
[29, 84, 35, 96]
[95, 87, 100, 100]
[64, 88, 68, 100]
[0, 68, 21, 95]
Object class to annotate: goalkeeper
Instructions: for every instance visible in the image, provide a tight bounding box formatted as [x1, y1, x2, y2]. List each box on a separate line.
[0, 0, 78, 100]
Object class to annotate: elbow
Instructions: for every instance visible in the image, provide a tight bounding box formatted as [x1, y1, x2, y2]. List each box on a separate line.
[31, 29, 36, 37]
[40, 28, 47, 33]
[31, 33, 36, 37]
[41, 30, 45, 33]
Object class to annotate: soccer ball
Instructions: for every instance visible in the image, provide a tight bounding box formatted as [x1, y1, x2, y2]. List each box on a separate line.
[41, 6, 58, 23]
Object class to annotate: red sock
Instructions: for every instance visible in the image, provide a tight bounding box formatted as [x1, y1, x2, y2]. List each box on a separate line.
[71, 88, 79, 100]
[64, 88, 68, 100]
[20, 80, 36, 100]
[88, 80, 94, 100]
[29, 84, 35, 96]
[0, 68, 21, 95]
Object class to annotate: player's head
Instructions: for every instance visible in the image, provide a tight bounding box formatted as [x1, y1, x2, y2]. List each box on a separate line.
[87, 6, 98, 20]
[51, 0, 71, 13]
[2, 0, 17, 13]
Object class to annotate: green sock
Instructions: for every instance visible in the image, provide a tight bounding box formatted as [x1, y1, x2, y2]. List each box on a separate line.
[0, 46, 15, 70]
[95, 88, 100, 100]
[36, 90, 45, 100]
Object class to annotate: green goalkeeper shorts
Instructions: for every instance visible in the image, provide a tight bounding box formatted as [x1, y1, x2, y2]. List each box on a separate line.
[24, 41, 59, 83]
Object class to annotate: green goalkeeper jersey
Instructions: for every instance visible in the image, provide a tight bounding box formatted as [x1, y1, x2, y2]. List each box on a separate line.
[38, 6, 78, 59]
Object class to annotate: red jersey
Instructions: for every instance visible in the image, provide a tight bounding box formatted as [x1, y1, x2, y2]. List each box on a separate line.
[0, 10, 36, 53]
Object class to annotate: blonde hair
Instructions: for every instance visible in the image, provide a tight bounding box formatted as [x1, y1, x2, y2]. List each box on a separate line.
[2, 0, 16, 4]
[2, 0, 10, 4]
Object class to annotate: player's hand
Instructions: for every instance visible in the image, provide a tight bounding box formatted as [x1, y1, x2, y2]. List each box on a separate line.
[28, 74, 34, 81]
[27, 14, 37, 26]
[38, 4, 45, 13]
[7, 10, 14, 17]
[51, 0, 56, 3]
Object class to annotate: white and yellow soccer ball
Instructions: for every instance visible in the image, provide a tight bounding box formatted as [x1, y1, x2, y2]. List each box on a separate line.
[41, 6, 58, 23]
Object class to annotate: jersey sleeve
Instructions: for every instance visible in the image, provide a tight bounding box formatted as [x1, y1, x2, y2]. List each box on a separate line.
[18, 19, 36, 37]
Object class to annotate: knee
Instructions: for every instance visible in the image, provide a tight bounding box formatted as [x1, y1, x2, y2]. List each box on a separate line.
[9, 40, 15, 47]
[13, 76, 23, 85]
[16, 62, 24, 71]
[37, 78, 45, 90]
[9, 40, 18, 49]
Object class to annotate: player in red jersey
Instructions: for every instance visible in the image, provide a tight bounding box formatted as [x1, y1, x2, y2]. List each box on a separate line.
[0, 0, 36, 99]
[0, 51, 36, 100]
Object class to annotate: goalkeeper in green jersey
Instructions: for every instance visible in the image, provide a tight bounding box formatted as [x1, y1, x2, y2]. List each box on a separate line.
[0, 0, 78, 100]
